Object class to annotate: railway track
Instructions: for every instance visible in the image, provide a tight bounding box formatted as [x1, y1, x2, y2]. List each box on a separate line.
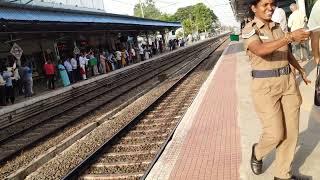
[0, 35, 228, 166]
[63, 38, 227, 180]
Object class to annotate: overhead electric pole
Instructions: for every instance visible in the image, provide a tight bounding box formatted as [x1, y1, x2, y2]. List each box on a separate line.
[139, 0, 145, 18]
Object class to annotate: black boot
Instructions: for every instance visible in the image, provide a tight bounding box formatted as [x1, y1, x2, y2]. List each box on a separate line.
[251, 143, 263, 175]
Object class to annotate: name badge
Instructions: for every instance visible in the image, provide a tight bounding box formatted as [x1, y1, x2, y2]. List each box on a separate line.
[259, 35, 269, 40]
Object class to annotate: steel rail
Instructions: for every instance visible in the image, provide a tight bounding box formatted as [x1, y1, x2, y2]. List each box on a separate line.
[62, 35, 228, 180]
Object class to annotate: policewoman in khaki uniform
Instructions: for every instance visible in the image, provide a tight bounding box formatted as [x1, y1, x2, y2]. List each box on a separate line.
[243, 0, 311, 179]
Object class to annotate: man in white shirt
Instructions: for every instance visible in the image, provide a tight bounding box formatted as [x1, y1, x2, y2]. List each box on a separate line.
[64, 58, 73, 83]
[272, 6, 288, 32]
[70, 56, 78, 82]
[288, 3, 310, 61]
[308, 0, 320, 65]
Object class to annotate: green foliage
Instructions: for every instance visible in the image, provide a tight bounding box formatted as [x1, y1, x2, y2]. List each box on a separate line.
[175, 3, 218, 34]
[134, 0, 162, 19]
[159, 13, 177, 22]
[133, 1, 219, 35]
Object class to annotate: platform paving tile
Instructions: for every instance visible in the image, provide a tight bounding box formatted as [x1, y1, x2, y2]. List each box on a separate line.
[147, 42, 241, 180]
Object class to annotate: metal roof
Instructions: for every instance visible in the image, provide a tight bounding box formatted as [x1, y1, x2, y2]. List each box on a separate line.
[0, 5, 181, 28]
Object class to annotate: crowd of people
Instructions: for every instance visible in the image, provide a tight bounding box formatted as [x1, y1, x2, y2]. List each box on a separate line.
[0, 37, 186, 106]
[271, 2, 313, 62]
[0, 61, 33, 106]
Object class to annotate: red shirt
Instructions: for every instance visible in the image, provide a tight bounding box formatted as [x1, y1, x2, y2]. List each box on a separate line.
[44, 63, 55, 75]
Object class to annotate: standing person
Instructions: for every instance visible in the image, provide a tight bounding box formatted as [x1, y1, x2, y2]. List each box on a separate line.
[64, 58, 73, 83]
[23, 62, 33, 97]
[145, 46, 150, 60]
[139, 45, 145, 61]
[107, 51, 116, 71]
[243, 0, 311, 179]
[152, 42, 157, 55]
[120, 48, 127, 67]
[2, 67, 15, 104]
[168, 39, 173, 51]
[271, 3, 288, 32]
[70, 55, 78, 83]
[0, 67, 7, 106]
[115, 49, 122, 68]
[130, 47, 136, 63]
[12, 63, 21, 96]
[88, 51, 99, 76]
[79, 51, 88, 80]
[159, 39, 163, 53]
[288, 3, 310, 61]
[17, 64, 24, 95]
[99, 50, 107, 74]
[57, 61, 70, 87]
[308, 0, 320, 65]
[14, 64, 23, 96]
[43, 60, 56, 90]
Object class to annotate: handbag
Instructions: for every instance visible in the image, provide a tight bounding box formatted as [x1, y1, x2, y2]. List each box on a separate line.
[314, 64, 320, 106]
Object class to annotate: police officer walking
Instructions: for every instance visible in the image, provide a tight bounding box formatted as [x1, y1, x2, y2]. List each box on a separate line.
[242, 0, 311, 179]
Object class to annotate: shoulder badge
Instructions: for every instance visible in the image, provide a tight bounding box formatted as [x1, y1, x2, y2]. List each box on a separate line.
[242, 29, 256, 39]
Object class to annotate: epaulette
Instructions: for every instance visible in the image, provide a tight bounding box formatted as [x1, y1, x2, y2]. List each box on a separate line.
[242, 28, 256, 39]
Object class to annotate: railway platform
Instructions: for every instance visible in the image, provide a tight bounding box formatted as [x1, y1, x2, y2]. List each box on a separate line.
[147, 41, 320, 180]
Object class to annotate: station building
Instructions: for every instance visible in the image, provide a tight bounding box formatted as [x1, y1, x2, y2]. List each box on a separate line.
[0, 2, 180, 82]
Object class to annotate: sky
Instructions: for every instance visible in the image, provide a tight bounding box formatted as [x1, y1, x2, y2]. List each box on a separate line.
[103, 0, 238, 27]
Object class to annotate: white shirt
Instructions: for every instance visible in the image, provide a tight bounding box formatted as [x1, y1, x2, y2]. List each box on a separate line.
[64, 60, 73, 72]
[288, 10, 306, 31]
[272, 7, 288, 32]
[79, 56, 88, 66]
[115, 51, 121, 61]
[145, 51, 150, 60]
[139, 46, 144, 54]
[131, 48, 136, 56]
[70, 58, 77, 69]
[308, 0, 320, 30]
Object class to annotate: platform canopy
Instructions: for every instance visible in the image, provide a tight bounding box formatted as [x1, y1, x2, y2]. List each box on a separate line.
[0, 3, 181, 33]
[230, 0, 296, 21]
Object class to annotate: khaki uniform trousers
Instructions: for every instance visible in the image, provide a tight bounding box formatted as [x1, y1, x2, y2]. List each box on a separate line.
[252, 72, 302, 179]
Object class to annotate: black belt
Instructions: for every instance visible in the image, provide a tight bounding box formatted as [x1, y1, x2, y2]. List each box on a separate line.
[251, 65, 291, 78]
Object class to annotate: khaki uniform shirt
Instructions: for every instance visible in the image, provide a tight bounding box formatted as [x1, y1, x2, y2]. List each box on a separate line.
[242, 17, 289, 71]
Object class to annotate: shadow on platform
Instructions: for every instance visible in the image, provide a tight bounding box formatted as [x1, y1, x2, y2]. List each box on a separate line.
[293, 106, 320, 179]
[260, 106, 320, 179]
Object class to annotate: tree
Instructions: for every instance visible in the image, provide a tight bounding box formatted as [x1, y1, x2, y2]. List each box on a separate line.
[159, 13, 177, 22]
[173, 3, 219, 35]
[134, 0, 162, 19]
[133, 1, 219, 36]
